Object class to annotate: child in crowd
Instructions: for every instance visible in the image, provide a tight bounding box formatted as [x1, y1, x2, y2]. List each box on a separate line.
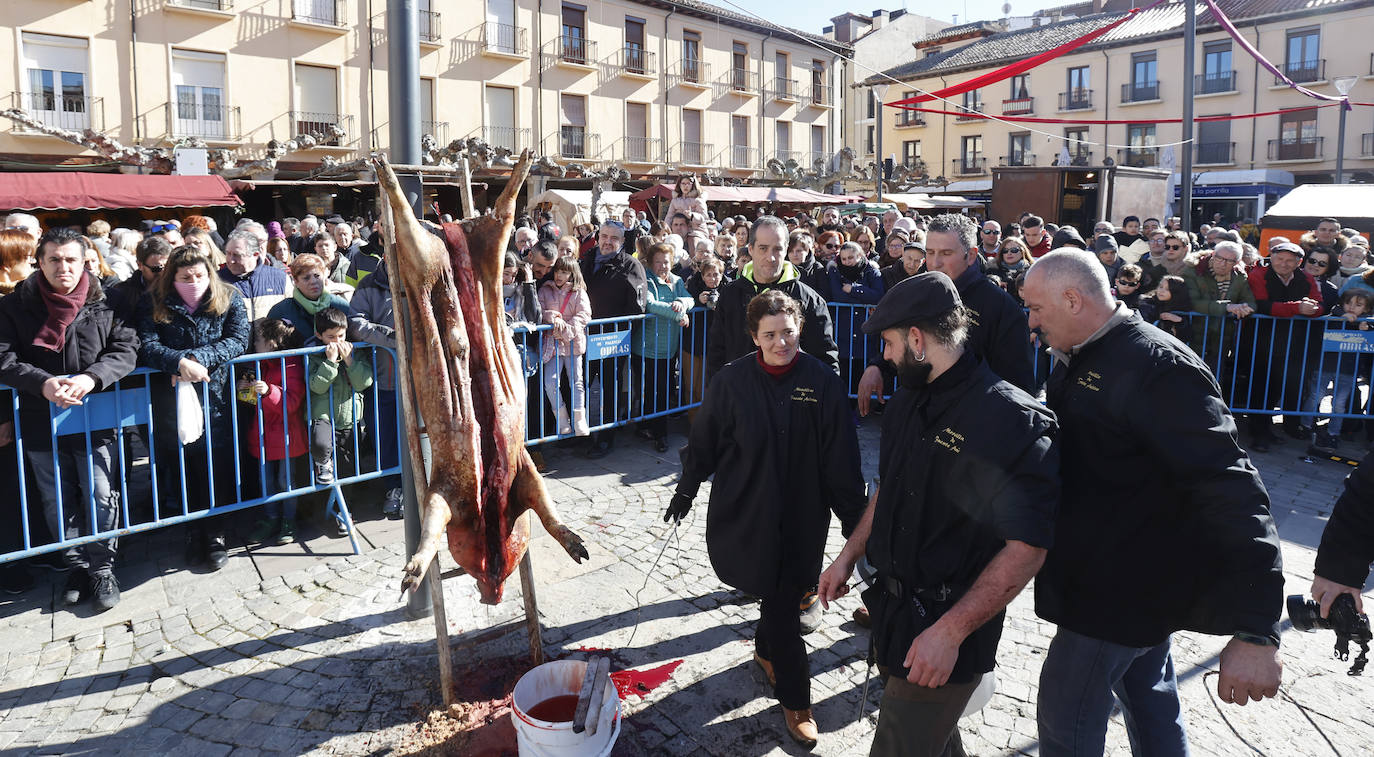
[240, 319, 307, 545]
[1303, 289, 1373, 454]
[1136, 274, 1195, 345]
[306, 308, 374, 485]
[1114, 263, 1144, 310]
[538, 256, 591, 437]
[683, 256, 725, 409]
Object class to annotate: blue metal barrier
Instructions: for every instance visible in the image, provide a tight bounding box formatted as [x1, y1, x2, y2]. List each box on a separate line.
[1, 344, 401, 564]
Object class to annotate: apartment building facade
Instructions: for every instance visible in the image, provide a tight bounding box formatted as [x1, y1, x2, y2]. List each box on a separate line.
[867, 0, 1374, 223]
[1, 0, 850, 182]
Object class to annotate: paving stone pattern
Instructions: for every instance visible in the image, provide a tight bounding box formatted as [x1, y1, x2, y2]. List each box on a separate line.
[0, 423, 1372, 756]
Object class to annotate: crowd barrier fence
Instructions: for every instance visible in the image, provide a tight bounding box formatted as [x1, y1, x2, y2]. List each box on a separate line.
[5, 304, 1371, 566]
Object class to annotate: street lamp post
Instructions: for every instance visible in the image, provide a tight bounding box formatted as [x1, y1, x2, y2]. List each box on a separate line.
[873, 84, 889, 202]
[1334, 75, 1358, 184]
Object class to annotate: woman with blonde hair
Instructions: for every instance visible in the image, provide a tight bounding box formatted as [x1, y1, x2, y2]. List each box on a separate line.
[138, 244, 249, 570]
[80, 236, 121, 288]
[184, 227, 225, 267]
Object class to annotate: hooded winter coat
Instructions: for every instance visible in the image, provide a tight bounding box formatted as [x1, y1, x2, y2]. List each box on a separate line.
[538, 281, 592, 361]
[243, 354, 308, 461]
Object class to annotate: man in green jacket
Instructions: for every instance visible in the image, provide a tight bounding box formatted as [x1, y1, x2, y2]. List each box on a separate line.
[1183, 241, 1256, 367]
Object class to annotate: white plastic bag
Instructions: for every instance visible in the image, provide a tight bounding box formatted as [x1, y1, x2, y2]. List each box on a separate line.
[176, 379, 204, 445]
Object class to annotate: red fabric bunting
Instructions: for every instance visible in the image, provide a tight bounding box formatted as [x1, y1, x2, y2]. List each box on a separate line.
[888, 102, 1358, 126]
[886, 0, 1164, 108]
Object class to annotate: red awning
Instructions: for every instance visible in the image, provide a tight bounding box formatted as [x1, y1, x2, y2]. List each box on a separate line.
[630, 184, 862, 205]
[0, 172, 243, 212]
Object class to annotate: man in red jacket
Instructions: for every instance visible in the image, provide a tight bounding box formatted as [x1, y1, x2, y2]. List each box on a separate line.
[1244, 241, 1326, 451]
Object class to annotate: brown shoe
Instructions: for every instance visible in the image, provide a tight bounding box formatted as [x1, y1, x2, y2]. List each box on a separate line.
[754, 650, 777, 687]
[784, 707, 818, 749]
[852, 606, 872, 628]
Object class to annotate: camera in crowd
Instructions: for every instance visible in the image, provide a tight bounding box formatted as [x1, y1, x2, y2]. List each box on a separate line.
[1287, 593, 1372, 676]
[705, 289, 720, 310]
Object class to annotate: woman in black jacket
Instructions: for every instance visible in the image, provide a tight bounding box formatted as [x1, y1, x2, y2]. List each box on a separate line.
[138, 245, 249, 570]
[667, 290, 866, 748]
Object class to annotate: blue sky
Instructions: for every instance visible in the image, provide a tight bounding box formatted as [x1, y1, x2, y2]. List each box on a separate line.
[730, 0, 1065, 35]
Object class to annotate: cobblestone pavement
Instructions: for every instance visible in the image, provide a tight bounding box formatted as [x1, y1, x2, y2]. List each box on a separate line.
[1, 419, 1372, 756]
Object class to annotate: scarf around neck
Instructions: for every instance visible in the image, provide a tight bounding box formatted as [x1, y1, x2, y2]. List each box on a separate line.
[292, 287, 333, 315]
[34, 272, 90, 352]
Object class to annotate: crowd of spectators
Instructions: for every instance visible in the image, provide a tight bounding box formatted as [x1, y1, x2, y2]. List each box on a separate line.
[0, 191, 1370, 612]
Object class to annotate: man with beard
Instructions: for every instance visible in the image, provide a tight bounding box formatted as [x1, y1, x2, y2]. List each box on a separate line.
[818, 272, 1058, 757]
[856, 213, 1034, 412]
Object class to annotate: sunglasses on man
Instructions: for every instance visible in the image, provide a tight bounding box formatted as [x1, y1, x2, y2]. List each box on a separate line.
[1116, 279, 1139, 287]
[1165, 243, 1186, 251]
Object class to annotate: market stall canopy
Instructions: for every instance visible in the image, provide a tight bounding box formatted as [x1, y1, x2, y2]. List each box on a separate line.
[630, 184, 862, 205]
[528, 189, 634, 233]
[1262, 185, 1374, 231]
[0, 172, 242, 211]
[863, 193, 984, 210]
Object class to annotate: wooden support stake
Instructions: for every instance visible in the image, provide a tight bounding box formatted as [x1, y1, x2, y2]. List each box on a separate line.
[519, 548, 544, 665]
[427, 562, 456, 708]
[459, 157, 476, 218]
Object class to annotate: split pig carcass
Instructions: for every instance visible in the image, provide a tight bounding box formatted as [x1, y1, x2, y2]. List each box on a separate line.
[375, 153, 588, 604]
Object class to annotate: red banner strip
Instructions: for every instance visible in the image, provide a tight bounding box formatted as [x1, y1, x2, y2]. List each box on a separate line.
[886, 0, 1165, 107]
[889, 102, 1358, 126]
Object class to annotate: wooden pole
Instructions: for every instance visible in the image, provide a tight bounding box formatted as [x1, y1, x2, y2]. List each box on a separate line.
[428, 564, 456, 708]
[459, 156, 477, 218]
[519, 548, 544, 665]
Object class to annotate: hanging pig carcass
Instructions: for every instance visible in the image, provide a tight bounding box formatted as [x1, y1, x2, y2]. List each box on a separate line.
[376, 153, 588, 604]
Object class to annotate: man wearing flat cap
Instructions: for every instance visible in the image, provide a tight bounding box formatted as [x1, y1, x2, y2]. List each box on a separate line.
[818, 272, 1059, 757]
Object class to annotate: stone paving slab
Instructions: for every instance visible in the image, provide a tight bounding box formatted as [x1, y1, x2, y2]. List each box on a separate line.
[1, 421, 1372, 756]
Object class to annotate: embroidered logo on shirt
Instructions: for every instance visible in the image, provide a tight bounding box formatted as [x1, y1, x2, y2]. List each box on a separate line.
[791, 386, 818, 404]
[965, 306, 983, 328]
[934, 427, 964, 453]
[1076, 370, 1103, 392]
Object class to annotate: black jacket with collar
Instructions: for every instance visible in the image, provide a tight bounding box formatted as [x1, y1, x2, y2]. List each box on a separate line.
[705, 261, 838, 381]
[0, 272, 140, 450]
[1315, 448, 1374, 589]
[1036, 312, 1284, 647]
[579, 248, 647, 319]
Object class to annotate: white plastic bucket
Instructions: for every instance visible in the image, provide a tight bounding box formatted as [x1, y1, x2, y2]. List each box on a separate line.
[511, 660, 621, 757]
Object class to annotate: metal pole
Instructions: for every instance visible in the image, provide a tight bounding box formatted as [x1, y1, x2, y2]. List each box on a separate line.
[1336, 102, 1347, 184]
[1179, 0, 1195, 234]
[875, 90, 884, 203]
[388, 0, 431, 621]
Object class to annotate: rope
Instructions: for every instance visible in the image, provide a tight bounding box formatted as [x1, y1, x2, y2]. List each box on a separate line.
[1201, 670, 1343, 757]
[620, 489, 694, 650]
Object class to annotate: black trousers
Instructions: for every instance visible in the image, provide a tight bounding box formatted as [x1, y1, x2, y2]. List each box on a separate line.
[756, 587, 811, 711]
[632, 355, 677, 439]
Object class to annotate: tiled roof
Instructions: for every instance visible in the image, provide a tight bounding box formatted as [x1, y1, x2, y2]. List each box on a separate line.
[866, 0, 1370, 84]
[635, 0, 851, 49]
[917, 20, 1004, 43]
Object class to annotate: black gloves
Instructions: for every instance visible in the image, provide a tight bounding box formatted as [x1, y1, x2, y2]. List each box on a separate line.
[665, 491, 693, 524]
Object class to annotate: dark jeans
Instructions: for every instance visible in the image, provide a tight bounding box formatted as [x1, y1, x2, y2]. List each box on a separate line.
[756, 587, 810, 711]
[376, 388, 401, 489]
[311, 418, 356, 478]
[632, 355, 677, 440]
[25, 438, 120, 575]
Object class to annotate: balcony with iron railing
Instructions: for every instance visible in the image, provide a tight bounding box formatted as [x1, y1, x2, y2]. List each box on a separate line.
[167, 102, 241, 141]
[729, 145, 760, 169]
[482, 22, 527, 57]
[951, 156, 987, 175]
[667, 60, 710, 89]
[556, 127, 599, 160]
[1268, 136, 1323, 161]
[894, 110, 926, 128]
[1275, 59, 1325, 84]
[290, 111, 351, 146]
[552, 35, 596, 68]
[1063, 148, 1094, 166]
[1002, 97, 1034, 116]
[675, 141, 714, 166]
[9, 92, 104, 133]
[772, 149, 806, 165]
[621, 136, 661, 163]
[769, 78, 800, 102]
[807, 84, 831, 108]
[291, 0, 346, 28]
[481, 125, 530, 152]
[1058, 89, 1093, 111]
[419, 9, 441, 45]
[1195, 71, 1237, 95]
[164, 0, 233, 12]
[610, 47, 655, 78]
[422, 120, 449, 143]
[1121, 80, 1160, 103]
[1363, 132, 1373, 157]
[720, 68, 759, 96]
[1194, 141, 1235, 165]
[954, 101, 984, 122]
[1116, 147, 1159, 167]
[999, 153, 1036, 167]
